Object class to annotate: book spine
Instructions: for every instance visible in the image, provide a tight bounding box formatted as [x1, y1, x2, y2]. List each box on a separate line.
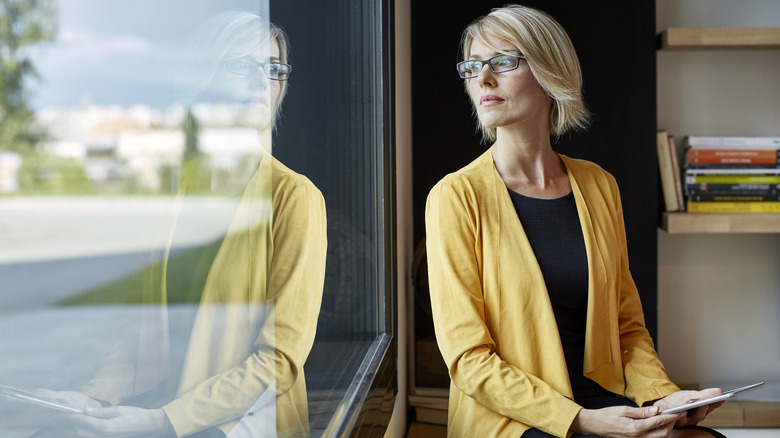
[657, 131, 679, 212]
[686, 183, 779, 196]
[688, 149, 779, 157]
[668, 135, 685, 211]
[686, 163, 780, 169]
[685, 136, 780, 150]
[687, 201, 780, 213]
[688, 194, 780, 202]
[685, 167, 780, 174]
[687, 149, 780, 164]
[685, 174, 780, 184]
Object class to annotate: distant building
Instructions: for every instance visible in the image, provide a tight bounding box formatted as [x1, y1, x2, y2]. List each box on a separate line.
[32, 103, 262, 192]
[0, 152, 22, 193]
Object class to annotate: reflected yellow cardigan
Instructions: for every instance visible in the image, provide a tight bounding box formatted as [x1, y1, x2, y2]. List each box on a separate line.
[162, 154, 327, 437]
[425, 149, 678, 438]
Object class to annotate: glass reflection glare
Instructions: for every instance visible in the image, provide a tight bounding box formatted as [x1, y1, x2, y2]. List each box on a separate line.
[0, 7, 327, 438]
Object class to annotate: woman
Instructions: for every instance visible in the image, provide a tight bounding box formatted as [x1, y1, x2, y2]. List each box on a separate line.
[425, 5, 723, 438]
[33, 11, 327, 438]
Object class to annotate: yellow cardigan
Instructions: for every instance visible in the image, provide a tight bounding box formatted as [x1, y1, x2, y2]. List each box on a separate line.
[425, 149, 678, 438]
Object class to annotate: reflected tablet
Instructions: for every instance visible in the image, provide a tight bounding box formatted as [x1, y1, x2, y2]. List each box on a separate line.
[659, 382, 765, 415]
[0, 384, 85, 414]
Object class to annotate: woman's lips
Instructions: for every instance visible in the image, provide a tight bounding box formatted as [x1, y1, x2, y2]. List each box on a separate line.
[480, 95, 504, 106]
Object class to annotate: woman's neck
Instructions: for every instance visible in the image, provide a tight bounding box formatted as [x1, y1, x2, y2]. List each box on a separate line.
[491, 128, 570, 199]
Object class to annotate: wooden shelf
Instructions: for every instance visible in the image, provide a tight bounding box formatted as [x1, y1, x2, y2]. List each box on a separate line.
[658, 27, 780, 50]
[410, 389, 780, 429]
[699, 401, 780, 428]
[662, 212, 780, 234]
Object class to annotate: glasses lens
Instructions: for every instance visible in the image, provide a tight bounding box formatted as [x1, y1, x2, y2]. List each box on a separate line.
[457, 61, 481, 79]
[226, 58, 257, 76]
[265, 63, 291, 81]
[489, 55, 518, 73]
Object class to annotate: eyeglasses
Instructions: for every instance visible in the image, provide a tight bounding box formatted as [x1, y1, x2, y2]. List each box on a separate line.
[224, 57, 292, 81]
[456, 54, 525, 79]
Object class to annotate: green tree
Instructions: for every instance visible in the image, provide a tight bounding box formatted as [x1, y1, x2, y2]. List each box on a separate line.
[178, 108, 211, 193]
[182, 107, 200, 162]
[0, 0, 57, 154]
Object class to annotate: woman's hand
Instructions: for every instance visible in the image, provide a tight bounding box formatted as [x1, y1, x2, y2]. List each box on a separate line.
[571, 405, 684, 438]
[652, 388, 724, 427]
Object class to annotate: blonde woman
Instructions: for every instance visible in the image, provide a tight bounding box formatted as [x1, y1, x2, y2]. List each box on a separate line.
[426, 5, 723, 438]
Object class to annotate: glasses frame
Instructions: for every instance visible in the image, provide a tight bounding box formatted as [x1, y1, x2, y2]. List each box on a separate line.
[456, 53, 526, 79]
[224, 57, 292, 81]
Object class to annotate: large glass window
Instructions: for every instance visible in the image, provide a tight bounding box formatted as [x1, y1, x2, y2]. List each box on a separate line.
[0, 1, 395, 436]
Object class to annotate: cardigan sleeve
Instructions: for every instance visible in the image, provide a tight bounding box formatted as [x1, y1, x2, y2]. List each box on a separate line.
[425, 179, 582, 438]
[163, 179, 327, 437]
[610, 181, 679, 406]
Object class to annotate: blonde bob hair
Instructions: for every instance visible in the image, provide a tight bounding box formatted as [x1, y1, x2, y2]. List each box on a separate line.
[461, 4, 591, 142]
[185, 11, 291, 126]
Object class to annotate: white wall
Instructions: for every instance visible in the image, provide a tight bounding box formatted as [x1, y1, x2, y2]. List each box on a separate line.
[656, 0, 780, 385]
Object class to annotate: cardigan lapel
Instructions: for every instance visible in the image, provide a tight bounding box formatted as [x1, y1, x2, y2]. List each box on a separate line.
[560, 155, 615, 378]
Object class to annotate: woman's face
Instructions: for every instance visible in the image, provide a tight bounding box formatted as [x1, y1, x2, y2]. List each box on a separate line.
[203, 39, 282, 130]
[467, 34, 551, 134]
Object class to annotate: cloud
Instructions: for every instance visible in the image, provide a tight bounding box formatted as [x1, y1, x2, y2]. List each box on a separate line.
[61, 27, 152, 57]
[48, 27, 152, 64]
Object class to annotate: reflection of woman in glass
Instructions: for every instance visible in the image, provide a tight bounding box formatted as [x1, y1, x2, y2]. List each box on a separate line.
[425, 5, 724, 438]
[34, 11, 327, 438]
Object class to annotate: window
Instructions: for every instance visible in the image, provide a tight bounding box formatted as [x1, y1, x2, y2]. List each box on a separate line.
[0, 0, 395, 436]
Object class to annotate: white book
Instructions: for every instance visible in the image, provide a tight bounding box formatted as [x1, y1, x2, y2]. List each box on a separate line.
[685, 136, 780, 150]
[685, 167, 780, 174]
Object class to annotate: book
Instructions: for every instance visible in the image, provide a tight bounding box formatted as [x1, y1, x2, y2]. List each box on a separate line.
[686, 183, 779, 197]
[685, 136, 780, 150]
[685, 167, 780, 174]
[686, 163, 780, 170]
[687, 201, 780, 213]
[657, 130, 680, 212]
[688, 194, 780, 202]
[685, 174, 780, 185]
[686, 149, 780, 165]
[668, 135, 685, 211]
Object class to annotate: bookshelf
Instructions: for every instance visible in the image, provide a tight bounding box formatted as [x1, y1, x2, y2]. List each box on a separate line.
[662, 212, 780, 234]
[657, 10, 780, 429]
[658, 27, 780, 50]
[657, 26, 780, 234]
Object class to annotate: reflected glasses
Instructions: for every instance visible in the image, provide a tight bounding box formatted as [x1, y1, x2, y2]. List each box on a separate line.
[224, 57, 292, 81]
[456, 54, 525, 79]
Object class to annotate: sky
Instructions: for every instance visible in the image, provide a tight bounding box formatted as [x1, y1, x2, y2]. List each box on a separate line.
[29, 0, 268, 109]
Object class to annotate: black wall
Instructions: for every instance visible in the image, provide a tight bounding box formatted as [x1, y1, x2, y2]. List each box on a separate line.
[412, 1, 660, 336]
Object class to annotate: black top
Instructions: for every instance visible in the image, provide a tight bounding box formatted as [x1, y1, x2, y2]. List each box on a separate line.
[509, 189, 613, 401]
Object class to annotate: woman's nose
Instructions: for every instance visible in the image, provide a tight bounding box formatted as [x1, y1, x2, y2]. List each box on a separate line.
[248, 70, 269, 90]
[475, 65, 496, 86]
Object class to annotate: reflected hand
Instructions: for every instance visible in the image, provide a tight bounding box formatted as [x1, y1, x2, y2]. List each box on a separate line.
[62, 406, 171, 438]
[652, 388, 724, 427]
[571, 405, 684, 438]
[34, 389, 103, 411]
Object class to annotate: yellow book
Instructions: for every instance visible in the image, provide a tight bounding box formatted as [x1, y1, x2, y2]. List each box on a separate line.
[687, 201, 780, 213]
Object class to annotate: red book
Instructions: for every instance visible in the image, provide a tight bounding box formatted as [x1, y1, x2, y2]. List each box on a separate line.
[688, 149, 779, 164]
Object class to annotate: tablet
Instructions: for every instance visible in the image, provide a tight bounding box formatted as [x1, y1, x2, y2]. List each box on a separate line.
[659, 382, 765, 415]
[0, 384, 85, 414]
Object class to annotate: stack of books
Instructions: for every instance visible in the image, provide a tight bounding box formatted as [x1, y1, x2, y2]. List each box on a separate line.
[683, 136, 780, 213]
